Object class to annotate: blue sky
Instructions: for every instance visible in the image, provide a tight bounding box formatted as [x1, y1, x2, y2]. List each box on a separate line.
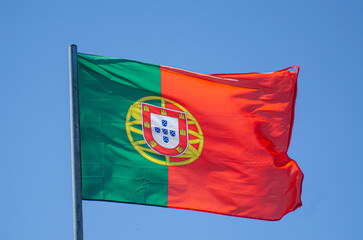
[1, 0, 362, 239]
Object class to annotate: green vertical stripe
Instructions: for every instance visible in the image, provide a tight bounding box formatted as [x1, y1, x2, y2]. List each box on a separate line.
[78, 53, 168, 207]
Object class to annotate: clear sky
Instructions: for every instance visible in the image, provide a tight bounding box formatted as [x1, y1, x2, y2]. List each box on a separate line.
[1, 0, 362, 239]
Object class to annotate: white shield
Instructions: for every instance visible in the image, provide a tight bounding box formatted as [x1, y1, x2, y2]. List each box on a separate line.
[150, 113, 179, 149]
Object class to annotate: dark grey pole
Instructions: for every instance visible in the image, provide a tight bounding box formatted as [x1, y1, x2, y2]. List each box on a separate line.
[69, 44, 84, 240]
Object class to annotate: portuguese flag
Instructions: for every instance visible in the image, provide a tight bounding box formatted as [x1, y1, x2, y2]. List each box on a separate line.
[77, 52, 303, 220]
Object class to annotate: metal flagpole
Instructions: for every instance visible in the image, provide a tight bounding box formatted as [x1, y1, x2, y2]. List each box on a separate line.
[69, 44, 84, 240]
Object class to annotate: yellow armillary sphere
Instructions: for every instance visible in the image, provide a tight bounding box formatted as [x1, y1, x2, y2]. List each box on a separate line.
[125, 96, 204, 166]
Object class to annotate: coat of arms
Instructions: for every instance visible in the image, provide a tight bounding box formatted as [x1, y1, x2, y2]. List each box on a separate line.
[125, 96, 204, 166]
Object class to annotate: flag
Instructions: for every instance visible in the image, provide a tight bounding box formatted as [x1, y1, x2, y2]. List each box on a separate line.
[77, 52, 303, 220]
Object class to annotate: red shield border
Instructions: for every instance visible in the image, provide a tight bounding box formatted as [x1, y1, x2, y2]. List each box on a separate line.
[141, 103, 188, 156]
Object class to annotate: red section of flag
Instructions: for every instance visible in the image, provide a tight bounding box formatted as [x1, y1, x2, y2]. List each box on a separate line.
[161, 65, 303, 220]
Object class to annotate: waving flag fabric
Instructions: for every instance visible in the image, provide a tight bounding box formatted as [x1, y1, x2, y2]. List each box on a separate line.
[77, 52, 303, 220]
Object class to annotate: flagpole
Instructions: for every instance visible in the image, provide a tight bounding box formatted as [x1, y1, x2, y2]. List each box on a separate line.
[69, 44, 84, 240]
